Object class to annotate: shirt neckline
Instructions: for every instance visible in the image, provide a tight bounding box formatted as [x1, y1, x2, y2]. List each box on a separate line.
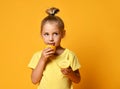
[56, 48, 68, 58]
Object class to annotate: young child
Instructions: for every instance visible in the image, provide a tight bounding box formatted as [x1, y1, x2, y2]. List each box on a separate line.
[28, 7, 81, 89]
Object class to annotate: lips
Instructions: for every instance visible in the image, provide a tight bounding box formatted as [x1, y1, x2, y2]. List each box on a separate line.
[48, 43, 55, 46]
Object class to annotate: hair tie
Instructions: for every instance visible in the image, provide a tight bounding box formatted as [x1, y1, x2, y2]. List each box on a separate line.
[46, 7, 59, 16]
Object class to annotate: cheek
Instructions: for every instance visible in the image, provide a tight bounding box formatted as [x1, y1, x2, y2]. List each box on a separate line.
[42, 36, 47, 42]
[43, 38, 47, 42]
[55, 37, 62, 43]
[42, 39, 48, 44]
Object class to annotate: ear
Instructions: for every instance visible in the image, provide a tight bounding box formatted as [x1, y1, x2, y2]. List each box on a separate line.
[62, 30, 66, 38]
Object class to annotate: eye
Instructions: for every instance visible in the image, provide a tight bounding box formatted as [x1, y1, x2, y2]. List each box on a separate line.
[53, 32, 58, 36]
[44, 33, 49, 36]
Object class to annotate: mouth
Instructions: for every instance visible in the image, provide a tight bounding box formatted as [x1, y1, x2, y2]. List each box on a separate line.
[48, 43, 55, 46]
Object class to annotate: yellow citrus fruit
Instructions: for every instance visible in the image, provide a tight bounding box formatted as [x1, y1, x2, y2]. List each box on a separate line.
[46, 45, 56, 50]
[58, 60, 70, 68]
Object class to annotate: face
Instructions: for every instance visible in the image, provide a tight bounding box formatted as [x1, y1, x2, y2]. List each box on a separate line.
[41, 22, 64, 47]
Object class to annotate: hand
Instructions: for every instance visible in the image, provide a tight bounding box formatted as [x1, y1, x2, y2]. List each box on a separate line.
[61, 67, 73, 76]
[61, 67, 80, 83]
[41, 47, 56, 62]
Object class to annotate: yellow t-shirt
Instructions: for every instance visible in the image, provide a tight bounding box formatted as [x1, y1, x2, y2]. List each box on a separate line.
[28, 49, 81, 89]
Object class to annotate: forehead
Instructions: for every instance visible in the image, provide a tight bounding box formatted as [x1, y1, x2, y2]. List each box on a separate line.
[44, 21, 58, 26]
[42, 22, 60, 32]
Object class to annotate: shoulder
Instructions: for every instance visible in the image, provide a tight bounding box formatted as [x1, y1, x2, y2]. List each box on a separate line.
[33, 50, 42, 55]
[66, 48, 76, 56]
[28, 50, 42, 69]
[32, 50, 42, 58]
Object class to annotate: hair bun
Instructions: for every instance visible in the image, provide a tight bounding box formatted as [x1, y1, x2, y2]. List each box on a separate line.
[46, 7, 59, 16]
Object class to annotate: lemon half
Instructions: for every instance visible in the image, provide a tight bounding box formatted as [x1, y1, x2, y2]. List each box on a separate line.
[46, 45, 56, 51]
[58, 60, 70, 68]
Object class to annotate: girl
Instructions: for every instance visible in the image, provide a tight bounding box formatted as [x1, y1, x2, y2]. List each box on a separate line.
[28, 7, 81, 89]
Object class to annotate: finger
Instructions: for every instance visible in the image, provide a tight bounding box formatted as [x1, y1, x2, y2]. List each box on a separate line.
[43, 48, 53, 54]
[61, 69, 68, 75]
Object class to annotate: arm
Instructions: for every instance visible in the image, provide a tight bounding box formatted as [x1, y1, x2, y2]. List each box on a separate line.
[31, 48, 55, 84]
[31, 57, 46, 84]
[61, 68, 81, 83]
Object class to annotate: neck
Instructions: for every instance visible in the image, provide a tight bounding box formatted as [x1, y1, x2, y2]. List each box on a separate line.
[55, 45, 65, 56]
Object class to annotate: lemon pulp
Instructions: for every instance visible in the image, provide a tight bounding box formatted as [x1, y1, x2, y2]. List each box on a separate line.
[46, 45, 56, 51]
[58, 60, 70, 68]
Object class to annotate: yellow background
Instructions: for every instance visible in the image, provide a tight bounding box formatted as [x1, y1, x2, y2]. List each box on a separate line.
[0, 0, 120, 89]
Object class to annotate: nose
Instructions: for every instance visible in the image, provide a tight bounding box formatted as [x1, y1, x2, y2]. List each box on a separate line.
[49, 35, 54, 41]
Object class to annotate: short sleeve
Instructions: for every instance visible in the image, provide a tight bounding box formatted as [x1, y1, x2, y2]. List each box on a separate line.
[69, 52, 81, 71]
[28, 51, 41, 69]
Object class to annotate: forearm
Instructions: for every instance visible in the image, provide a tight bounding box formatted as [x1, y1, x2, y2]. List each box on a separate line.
[31, 59, 46, 84]
[31, 47, 55, 84]
[67, 70, 80, 83]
